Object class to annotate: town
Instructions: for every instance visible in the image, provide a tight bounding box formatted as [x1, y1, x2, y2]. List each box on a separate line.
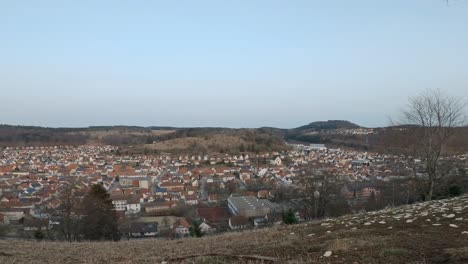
[1, 1, 467, 262]
[2, 143, 465, 240]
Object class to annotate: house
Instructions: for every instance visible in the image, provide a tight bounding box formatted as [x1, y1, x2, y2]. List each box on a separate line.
[265, 212, 283, 225]
[154, 187, 168, 195]
[144, 201, 177, 214]
[0, 165, 14, 175]
[126, 200, 141, 214]
[270, 156, 282, 166]
[182, 175, 191, 183]
[208, 194, 219, 203]
[197, 207, 229, 228]
[257, 190, 269, 199]
[229, 216, 249, 230]
[185, 186, 198, 196]
[111, 194, 141, 214]
[160, 182, 184, 192]
[192, 179, 199, 187]
[257, 168, 268, 178]
[173, 218, 191, 238]
[199, 221, 213, 234]
[185, 195, 199, 206]
[253, 217, 268, 228]
[124, 222, 158, 238]
[111, 194, 128, 212]
[341, 182, 381, 200]
[0, 208, 26, 224]
[20, 215, 48, 231]
[0, 213, 9, 224]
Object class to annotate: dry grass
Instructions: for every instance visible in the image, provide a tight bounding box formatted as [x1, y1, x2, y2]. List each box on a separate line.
[145, 135, 247, 151]
[1, 196, 467, 264]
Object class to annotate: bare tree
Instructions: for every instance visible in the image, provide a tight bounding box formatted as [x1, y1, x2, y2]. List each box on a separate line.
[52, 180, 83, 242]
[298, 167, 347, 219]
[398, 89, 466, 201]
[119, 212, 140, 240]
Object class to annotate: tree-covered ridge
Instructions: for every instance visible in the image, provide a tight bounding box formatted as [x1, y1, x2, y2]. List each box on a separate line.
[295, 120, 362, 131]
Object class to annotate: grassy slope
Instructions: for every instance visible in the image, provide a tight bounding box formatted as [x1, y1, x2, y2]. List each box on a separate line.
[144, 135, 248, 150]
[1, 196, 467, 264]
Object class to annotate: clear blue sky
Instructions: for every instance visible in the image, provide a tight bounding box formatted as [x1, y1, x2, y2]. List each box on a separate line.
[1, 1, 467, 128]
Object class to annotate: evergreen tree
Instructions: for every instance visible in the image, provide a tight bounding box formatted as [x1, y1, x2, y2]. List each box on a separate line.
[81, 184, 120, 241]
[34, 229, 45, 240]
[189, 220, 203, 238]
[282, 209, 297, 225]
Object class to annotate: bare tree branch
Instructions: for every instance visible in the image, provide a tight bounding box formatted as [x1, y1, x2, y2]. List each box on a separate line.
[397, 89, 466, 200]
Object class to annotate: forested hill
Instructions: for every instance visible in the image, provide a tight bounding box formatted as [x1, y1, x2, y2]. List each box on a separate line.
[2, 121, 467, 155]
[0, 120, 363, 147]
[0, 120, 362, 148]
[294, 120, 362, 131]
[0, 125, 178, 146]
[0, 125, 289, 154]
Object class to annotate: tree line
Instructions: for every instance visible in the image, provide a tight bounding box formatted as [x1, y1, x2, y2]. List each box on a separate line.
[37, 183, 120, 241]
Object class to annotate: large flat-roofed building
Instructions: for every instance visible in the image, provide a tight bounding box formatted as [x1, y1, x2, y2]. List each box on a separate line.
[309, 144, 327, 151]
[228, 196, 276, 218]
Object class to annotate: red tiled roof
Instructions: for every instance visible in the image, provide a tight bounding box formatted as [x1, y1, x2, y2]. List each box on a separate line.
[174, 218, 191, 229]
[0, 165, 14, 173]
[197, 207, 229, 223]
[230, 216, 248, 226]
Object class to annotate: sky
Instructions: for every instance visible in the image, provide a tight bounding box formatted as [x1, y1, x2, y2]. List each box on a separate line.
[1, 1, 468, 128]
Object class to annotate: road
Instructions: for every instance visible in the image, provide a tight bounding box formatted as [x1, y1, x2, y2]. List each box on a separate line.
[151, 168, 167, 193]
[108, 180, 122, 193]
[200, 176, 208, 200]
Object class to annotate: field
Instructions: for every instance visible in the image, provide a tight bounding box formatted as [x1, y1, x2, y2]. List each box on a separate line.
[1, 196, 467, 264]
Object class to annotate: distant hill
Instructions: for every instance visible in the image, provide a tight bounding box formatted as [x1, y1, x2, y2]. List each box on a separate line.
[0, 125, 174, 147]
[285, 120, 363, 146]
[295, 120, 362, 131]
[0, 125, 288, 154]
[1, 195, 467, 263]
[136, 127, 289, 154]
[1, 122, 465, 154]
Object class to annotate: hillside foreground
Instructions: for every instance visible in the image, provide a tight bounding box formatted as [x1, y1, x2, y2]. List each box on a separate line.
[1, 196, 468, 264]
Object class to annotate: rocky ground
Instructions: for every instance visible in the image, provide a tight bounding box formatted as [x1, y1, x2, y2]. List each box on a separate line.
[1, 196, 467, 264]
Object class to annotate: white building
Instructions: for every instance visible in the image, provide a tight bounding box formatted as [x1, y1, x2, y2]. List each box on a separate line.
[126, 203, 141, 214]
[112, 200, 126, 211]
[270, 156, 282, 166]
[309, 144, 327, 151]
